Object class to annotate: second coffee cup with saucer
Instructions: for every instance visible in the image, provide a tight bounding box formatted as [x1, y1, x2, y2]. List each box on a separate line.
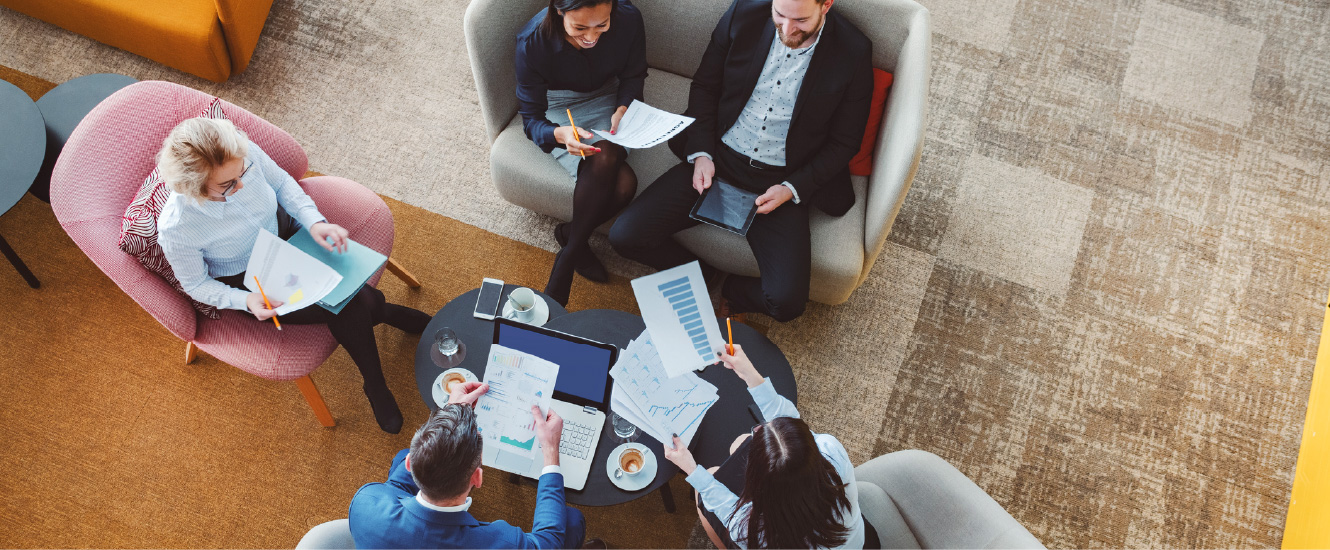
[501, 287, 550, 326]
[605, 442, 657, 491]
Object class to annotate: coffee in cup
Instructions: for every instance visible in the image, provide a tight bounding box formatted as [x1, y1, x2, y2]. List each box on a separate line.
[508, 287, 538, 322]
[618, 448, 645, 476]
[442, 372, 467, 393]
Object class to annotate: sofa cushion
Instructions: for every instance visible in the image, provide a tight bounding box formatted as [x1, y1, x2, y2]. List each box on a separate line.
[855, 481, 922, 549]
[0, 0, 230, 82]
[850, 69, 895, 176]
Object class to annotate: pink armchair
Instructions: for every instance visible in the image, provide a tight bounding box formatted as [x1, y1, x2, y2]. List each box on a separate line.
[49, 81, 422, 427]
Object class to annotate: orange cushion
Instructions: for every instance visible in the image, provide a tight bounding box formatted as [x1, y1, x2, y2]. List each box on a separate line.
[848, 69, 894, 177]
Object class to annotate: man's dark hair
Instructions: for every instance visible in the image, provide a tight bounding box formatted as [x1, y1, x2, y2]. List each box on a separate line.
[540, 0, 616, 40]
[409, 404, 484, 501]
[731, 417, 852, 548]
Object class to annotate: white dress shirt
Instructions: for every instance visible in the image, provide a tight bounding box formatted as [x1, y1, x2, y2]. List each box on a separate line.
[683, 378, 863, 549]
[690, 24, 826, 204]
[157, 140, 326, 311]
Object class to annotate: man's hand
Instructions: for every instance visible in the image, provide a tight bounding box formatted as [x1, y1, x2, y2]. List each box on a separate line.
[663, 434, 699, 475]
[447, 381, 488, 407]
[719, 344, 764, 389]
[246, 292, 283, 321]
[553, 126, 600, 157]
[754, 184, 794, 214]
[610, 105, 628, 135]
[309, 222, 349, 254]
[692, 156, 716, 194]
[531, 406, 563, 466]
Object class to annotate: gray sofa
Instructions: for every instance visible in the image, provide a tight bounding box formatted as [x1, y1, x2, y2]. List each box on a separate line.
[465, 0, 928, 305]
[857, 450, 1045, 549]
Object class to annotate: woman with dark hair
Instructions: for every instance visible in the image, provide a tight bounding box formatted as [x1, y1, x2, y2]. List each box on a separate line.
[515, 0, 647, 306]
[664, 345, 870, 549]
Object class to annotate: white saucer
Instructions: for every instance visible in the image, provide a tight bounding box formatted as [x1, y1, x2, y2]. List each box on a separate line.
[501, 295, 551, 327]
[606, 442, 657, 491]
[432, 368, 478, 407]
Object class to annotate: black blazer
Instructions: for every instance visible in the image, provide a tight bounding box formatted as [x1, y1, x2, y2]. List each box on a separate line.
[670, 0, 873, 216]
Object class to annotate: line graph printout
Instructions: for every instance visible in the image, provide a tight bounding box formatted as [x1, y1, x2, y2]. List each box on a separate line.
[475, 345, 558, 458]
[610, 331, 717, 446]
[631, 261, 726, 378]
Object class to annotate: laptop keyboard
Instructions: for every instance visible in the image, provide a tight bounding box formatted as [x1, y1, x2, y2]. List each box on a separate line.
[558, 418, 596, 460]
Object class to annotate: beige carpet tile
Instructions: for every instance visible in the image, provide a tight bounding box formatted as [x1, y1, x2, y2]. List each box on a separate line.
[1124, 0, 1265, 128]
[918, 0, 1020, 54]
[939, 153, 1095, 296]
[766, 242, 936, 464]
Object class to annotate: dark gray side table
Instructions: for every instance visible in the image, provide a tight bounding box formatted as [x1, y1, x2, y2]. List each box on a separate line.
[0, 79, 46, 288]
[31, 73, 138, 202]
[414, 287, 798, 510]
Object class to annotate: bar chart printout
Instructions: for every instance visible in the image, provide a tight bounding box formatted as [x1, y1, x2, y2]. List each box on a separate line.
[631, 261, 726, 378]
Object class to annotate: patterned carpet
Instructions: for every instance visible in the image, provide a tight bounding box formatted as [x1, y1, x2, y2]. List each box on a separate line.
[3, 0, 1329, 547]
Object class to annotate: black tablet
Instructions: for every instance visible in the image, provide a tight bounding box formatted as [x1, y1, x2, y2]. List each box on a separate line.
[689, 178, 759, 236]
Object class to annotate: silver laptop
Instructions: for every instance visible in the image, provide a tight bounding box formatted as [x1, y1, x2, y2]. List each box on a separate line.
[481, 318, 617, 491]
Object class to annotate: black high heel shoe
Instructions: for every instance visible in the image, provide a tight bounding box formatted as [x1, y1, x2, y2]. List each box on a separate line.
[555, 223, 609, 283]
[364, 385, 403, 434]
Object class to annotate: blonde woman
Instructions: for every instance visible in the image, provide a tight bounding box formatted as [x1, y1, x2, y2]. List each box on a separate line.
[155, 117, 429, 434]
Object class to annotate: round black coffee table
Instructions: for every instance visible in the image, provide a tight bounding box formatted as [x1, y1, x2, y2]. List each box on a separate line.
[32, 73, 138, 202]
[0, 79, 46, 289]
[414, 287, 797, 509]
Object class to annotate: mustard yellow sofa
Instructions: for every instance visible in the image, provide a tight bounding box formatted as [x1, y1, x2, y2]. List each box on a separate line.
[1, 0, 274, 82]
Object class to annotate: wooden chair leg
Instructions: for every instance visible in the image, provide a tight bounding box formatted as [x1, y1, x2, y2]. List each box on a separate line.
[385, 257, 422, 288]
[295, 375, 336, 427]
[184, 341, 198, 364]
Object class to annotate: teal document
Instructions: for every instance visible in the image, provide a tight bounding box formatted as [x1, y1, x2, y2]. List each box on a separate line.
[287, 230, 387, 314]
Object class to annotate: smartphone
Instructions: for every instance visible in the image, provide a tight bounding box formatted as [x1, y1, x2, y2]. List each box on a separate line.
[474, 278, 504, 320]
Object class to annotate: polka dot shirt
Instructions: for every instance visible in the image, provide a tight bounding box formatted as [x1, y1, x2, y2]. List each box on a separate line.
[721, 25, 823, 169]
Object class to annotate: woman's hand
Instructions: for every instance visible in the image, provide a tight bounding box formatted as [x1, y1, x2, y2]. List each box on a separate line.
[553, 126, 600, 157]
[309, 222, 349, 254]
[609, 105, 628, 135]
[719, 344, 764, 388]
[246, 292, 283, 321]
[664, 434, 699, 475]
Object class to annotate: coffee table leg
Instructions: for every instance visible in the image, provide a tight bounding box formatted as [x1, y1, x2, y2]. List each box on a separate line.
[0, 233, 39, 289]
[659, 481, 677, 513]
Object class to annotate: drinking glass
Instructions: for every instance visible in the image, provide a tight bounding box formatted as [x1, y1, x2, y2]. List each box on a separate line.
[434, 328, 460, 357]
[610, 411, 639, 442]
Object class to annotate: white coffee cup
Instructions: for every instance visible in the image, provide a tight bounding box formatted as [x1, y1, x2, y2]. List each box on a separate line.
[508, 287, 538, 322]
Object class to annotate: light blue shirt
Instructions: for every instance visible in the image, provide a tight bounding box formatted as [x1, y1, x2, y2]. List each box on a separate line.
[157, 140, 325, 311]
[684, 378, 863, 549]
[690, 24, 825, 204]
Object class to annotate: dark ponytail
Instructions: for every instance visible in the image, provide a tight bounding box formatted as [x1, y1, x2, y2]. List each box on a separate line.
[540, 0, 616, 40]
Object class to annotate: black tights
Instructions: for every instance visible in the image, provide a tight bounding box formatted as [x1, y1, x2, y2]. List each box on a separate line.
[279, 285, 428, 393]
[545, 142, 637, 304]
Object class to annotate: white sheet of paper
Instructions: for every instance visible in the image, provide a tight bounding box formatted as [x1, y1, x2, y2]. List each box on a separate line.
[474, 345, 559, 459]
[609, 332, 716, 446]
[244, 230, 343, 315]
[631, 261, 726, 377]
[592, 100, 694, 149]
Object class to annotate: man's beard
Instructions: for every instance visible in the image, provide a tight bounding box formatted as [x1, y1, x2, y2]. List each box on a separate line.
[775, 13, 822, 48]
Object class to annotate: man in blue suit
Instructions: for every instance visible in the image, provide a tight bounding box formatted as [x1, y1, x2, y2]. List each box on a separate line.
[349, 381, 597, 549]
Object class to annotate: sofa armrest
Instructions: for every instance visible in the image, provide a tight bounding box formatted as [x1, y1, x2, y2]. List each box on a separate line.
[855, 450, 1044, 550]
[465, 0, 548, 143]
[213, 0, 276, 76]
[861, 5, 930, 284]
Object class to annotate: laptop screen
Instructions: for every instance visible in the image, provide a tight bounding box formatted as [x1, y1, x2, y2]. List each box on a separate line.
[493, 320, 616, 407]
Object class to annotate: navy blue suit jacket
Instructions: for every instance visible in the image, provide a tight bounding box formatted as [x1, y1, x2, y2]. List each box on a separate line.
[349, 449, 570, 549]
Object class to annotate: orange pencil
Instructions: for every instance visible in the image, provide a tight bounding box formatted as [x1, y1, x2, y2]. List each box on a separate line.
[253, 276, 282, 330]
[726, 317, 734, 356]
[566, 108, 586, 159]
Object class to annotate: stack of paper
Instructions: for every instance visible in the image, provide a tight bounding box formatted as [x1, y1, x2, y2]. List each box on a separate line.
[245, 230, 343, 315]
[475, 345, 559, 458]
[287, 230, 388, 314]
[609, 330, 718, 447]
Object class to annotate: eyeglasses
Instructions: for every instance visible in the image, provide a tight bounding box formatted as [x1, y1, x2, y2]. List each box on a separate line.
[217, 161, 253, 198]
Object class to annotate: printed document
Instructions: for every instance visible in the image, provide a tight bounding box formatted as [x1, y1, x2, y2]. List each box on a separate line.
[244, 230, 342, 315]
[610, 330, 718, 447]
[287, 230, 387, 314]
[475, 346, 559, 459]
[631, 261, 726, 377]
[592, 100, 694, 149]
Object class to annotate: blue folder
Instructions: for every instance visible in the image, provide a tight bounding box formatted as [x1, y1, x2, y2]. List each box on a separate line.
[287, 230, 388, 314]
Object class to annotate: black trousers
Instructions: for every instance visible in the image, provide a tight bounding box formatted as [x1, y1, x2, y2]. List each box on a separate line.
[215, 210, 394, 392]
[609, 146, 811, 321]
